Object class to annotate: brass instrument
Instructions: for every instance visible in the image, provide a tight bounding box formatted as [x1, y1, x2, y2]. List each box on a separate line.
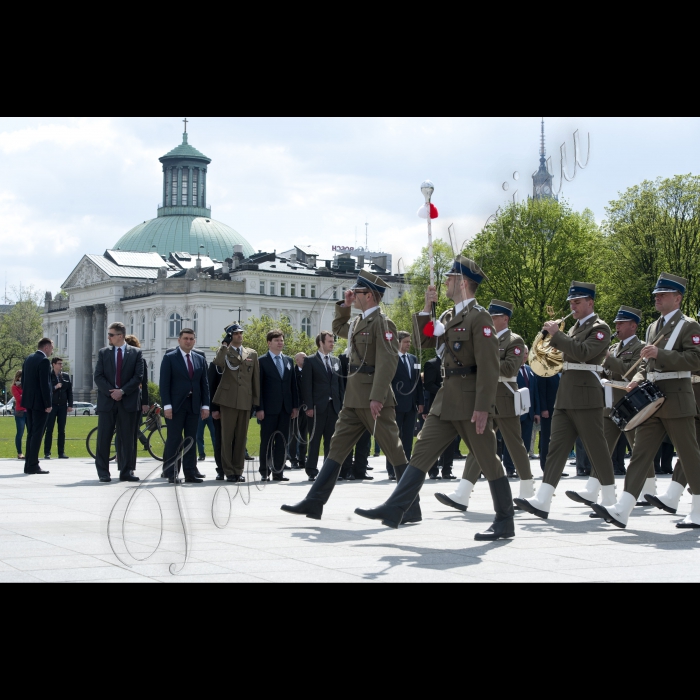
[530, 307, 574, 378]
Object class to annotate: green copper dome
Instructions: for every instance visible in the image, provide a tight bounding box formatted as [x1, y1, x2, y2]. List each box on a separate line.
[113, 216, 255, 261]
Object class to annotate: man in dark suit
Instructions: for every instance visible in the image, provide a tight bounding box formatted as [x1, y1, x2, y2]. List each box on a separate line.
[21, 338, 54, 475]
[160, 329, 210, 484]
[44, 357, 73, 460]
[537, 371, 561, 474]
[256, 329, 299, 482]
[288, 353, 308, 471]
[94, 322, 144, 483]
[387, 332, 423, 480]
[302, 332, 345, 482]
[503, 347, 541, 477]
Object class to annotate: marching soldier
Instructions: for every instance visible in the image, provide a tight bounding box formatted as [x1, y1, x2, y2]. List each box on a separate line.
[213, 324, 260, 483]
[355, 257, 516, 542]
[515, 282, 617, 519]
[435, 300, 535, 513]
[595, 274, 700, 529]
[281, 271, 412, 522]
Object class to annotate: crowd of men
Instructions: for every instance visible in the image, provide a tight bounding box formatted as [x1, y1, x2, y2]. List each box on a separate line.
[17, 259, 700, 540]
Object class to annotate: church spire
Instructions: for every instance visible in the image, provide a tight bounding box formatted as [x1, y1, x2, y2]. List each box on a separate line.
[540, 117, 546, 163]
[533, 117, 555, 200]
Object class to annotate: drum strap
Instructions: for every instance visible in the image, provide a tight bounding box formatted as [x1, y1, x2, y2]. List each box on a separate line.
[663, 319, 685, 351]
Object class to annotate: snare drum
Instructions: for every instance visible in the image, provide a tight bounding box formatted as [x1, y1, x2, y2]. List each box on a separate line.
[610, 382, 666, 432]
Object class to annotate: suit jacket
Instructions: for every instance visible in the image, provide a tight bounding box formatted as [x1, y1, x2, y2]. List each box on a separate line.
[21, 351, 52, 411]
[94, 345, 144, 414]
[50, 371, 73, 407]
[257, 352, 299, 416]
[160, 348, 210, 415]
[537, 373, 560, 415]
[516, 365, 540, 421]
[392, 353, 423, 414]
[301, 352, 344, 415]
[141, 360, 150, 407]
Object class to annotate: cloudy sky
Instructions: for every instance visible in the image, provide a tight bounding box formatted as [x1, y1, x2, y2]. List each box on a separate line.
[1, 116, 699, 300]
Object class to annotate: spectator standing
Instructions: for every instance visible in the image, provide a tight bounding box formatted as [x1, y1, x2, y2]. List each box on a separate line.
[197, 413, 217, 462]
[537, 372, 561, 474]
[423, 356, 458, 481]
[11, 371, 26, 460]
[387, 332, 423, 480]
[94, 323, 144, 483]
[302, 332, 344, 482]
[256, 330, 299, 482]
[288, 353, 308, 471]
[21, 338, 54, 475]
[160, 328, 210, 484]
[124, 335, 150, 475]
[43, 357, 73, 460]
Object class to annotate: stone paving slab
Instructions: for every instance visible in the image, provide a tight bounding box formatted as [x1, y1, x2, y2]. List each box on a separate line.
[0, 456, 698, 583]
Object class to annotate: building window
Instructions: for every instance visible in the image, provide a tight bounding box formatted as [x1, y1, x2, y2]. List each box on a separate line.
[311, 285, 317, 299]
[55, 328, 59, 349]
[192, 172, 198, 206]
[169, 313, 182, 338]
[280, 283, 286, 297]
[171, 169, 177, 206]
[301, 317, 312, 337]
[291, 284, 297, 297]
[149, 361, 155, 377]
[332, 287, 338, 301]
[140, 316, 146, 341]
[129, 317, 135, 336]
[301, 284, 307, 298]
[269, 282, 276, 296]
[181, 170, 189, 206]
[152, 317, 157, 340]
[63, 325, 68, 350]
[259, 281, 266, 295]
[193, 312, 199, 336]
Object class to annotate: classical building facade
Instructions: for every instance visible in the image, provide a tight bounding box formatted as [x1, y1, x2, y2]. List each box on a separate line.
[44, 129, 406, 401]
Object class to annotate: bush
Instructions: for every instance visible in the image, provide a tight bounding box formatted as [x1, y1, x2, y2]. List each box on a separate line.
[148, 382, 161, 406]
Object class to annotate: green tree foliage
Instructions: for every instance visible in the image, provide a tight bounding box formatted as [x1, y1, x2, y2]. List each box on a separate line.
[148, 382, 162, 406]
[465, 198, 604, 345]
[241, 315, 316, 358]
[603, 175, 700, 336]
[0, 289, 45, 399]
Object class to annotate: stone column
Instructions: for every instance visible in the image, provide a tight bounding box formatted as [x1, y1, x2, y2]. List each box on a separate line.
[106, 302, 123, 329]
[83, 307, 94, 398]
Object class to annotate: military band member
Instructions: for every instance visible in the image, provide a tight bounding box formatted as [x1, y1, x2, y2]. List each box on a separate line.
[594, 274, 700, 529]
[515, 282, 616, 519]
[213, 324, 260, 483]
[355, 257, 516, 542]
[281, 271, 411, 522]
[435, 300, 535, 513]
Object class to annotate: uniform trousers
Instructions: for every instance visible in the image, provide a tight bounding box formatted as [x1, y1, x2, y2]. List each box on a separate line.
[259, 411, 291, 479]
[663, 414, 700, 493]
[328, 406, 406, 469]
[462, 414, 533, 484]
[601, 418, 654, 479]
[623, 414, 700, 499]
[306, 407, 339, 479]
[543, 408, 615, 488]
[387, 409, 417, 478]
[44, 404, 68, 456]
[220, 407, 251, 477]
[412, 413, 504, 482]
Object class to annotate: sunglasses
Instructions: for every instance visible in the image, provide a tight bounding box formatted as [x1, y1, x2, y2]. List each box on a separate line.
[108, 333, 123, 338]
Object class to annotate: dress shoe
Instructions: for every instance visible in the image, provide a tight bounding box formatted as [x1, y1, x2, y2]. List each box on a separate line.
[308, 477, 317, 482]
[59, 455, 69, 460]
[216, 475, 225, 481]
[44, 456, 52, 461]
[614, 469, 627, 477]
[646, 482, 685, 515]
[273, 477, 290, 483]
[260, 477, 270, 483]
[366, 466, 374, 471]
[514, 484, 555, 520]
[506, 471, 517, 479]
[356, 465, 424, 529]
[198, 455, 206, 462]
[345, 474, 356, 482]
[245, 452, 254, 461]
[168, 478, 182, 484]
[99, 477, 112, 483]
[185, 477, 204, 484]
[120, 475, 140, 483]
[442, 473, 458, 481]
[389, 475, 397, 482]
[359, 474, 374, 481]
[227, 475, 245, 483]
[281, 459, 342, 520]
[27, 470, 50, 475]
[591, 492, 636, 529]
[195, 472, 207, 479]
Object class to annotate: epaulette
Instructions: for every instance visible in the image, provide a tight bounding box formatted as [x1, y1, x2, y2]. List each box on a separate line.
[474, 304, 486, 313]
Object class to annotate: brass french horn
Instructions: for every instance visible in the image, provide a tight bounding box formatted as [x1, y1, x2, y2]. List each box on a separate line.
[530, 307, 574, 378]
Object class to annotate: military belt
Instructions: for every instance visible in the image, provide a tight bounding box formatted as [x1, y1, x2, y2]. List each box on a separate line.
[442, 365, 477, 379]
[648, 371, 692, 382]
[563, 362, 604, 373]
[351, 364, 375, 375]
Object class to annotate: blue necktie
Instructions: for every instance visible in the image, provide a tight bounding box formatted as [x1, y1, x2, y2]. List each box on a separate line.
[275, 355, 284, 379]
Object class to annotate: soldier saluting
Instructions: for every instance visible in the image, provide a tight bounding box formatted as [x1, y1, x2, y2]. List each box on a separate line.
[355, 256, 517, 542]
[282, 271, 413, 522]
[213, 324, 260, 483]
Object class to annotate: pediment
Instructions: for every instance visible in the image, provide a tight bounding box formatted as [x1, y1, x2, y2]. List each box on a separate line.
[63, 257, 111, 290]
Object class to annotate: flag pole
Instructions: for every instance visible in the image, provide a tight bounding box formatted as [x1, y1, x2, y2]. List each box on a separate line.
[421, 180, 436, 319]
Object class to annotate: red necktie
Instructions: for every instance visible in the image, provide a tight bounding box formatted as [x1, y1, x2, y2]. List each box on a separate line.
[522, 367, 530, 387]
[186, 354, 194, 380]
[116, 348, 123, 388]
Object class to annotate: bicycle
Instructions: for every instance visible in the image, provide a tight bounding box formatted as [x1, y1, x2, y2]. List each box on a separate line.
[86, 404, 168, 462]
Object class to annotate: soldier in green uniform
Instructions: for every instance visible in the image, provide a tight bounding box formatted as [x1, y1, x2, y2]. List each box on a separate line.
[281, 271, 412, 522]
[435, 300, 534, 514]
[515, 282, 617, 520]
[355, 257, 516, 542]
[594, 274, 700, 529]
[213, 324, 260, 483]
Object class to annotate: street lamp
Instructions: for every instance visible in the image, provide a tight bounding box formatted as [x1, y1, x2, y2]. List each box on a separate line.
[229, 308, 252, 323]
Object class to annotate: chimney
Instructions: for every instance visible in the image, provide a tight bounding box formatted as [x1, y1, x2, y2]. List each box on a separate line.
[290, 253, 297, 264]
[234, 245, 244, 257]
[356, 255, 365, 269]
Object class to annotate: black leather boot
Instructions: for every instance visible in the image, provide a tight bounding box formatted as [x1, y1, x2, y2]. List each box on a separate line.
[394, 464, 422, 524]
[475, 476, 516, 541]
[280, 459, 342, 521]
[355, 465, 425, 529]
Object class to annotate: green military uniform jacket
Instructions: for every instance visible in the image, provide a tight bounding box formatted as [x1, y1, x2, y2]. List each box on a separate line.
[549, 314, 611, 410]
[633, 310, 700, 419]
[213, 345, 260, 411]
[332, 303, 399, 409]
[495, 329, 526, 419]
[414, 302, 499, 421]
[603, 335, 644, 417]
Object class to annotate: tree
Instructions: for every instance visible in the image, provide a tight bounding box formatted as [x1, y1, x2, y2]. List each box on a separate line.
[241, 315, 316, 358]
[603, 175, 700, 336]
[465, 197, 605, 345]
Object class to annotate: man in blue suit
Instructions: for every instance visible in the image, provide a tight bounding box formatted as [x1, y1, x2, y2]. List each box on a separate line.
[256, 329, 299, 482]
[160, 328, 210, 484]
[537, 369, 561, 473]
[503, 347, 540, 476]
[387, 331, 423, 480]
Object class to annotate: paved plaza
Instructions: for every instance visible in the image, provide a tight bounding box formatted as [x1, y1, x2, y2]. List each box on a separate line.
[0, 456, 698, 583]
